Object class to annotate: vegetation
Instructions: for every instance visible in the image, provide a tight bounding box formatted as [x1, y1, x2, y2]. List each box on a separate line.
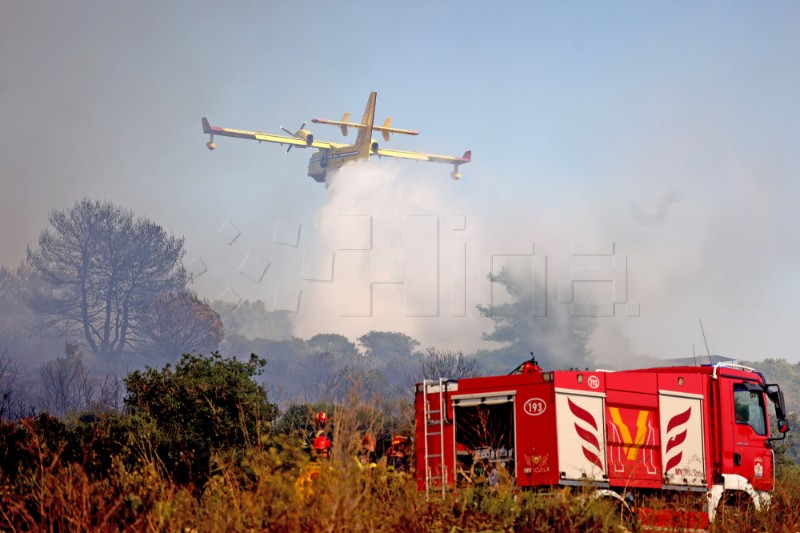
[145, 291, 224, 359]
[1, 352, 800, 531]
[0, 413, 638, 532]
[23, 198, 222, 366]
[740, 358, 800, 465]
[124, 352, 278, 485]
[2, 415, 800, 531]
[211, 300, 292, 341]
[220, 331, 481, 402]
[0, 262, 64, 369]
[125, 352, 277, 449]
[477, 269, 596, 374]
[38, 342, 123, 418]
[2, 200, 800, 529]
[26, 198, 189, 362]
[408, 347, 480, 387]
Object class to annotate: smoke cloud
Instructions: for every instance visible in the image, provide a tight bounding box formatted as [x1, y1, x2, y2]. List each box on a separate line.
[2, 2, 799, 371]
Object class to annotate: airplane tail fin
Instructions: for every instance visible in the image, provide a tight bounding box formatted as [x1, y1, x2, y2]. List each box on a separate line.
[340, 112, 350, 136]
[354, 92, 377, 159]
[381, 118, 392, 142]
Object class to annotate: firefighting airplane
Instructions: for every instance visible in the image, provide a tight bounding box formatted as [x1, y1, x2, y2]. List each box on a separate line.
[201, 91, 471, 183]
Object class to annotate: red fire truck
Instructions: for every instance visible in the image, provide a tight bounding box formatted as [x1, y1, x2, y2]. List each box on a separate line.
[415, 358, 789, 527]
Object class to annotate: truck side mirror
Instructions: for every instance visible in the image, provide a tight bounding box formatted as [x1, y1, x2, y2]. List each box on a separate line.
[778, 419, 790, 434]
[765, 384, 788, 421]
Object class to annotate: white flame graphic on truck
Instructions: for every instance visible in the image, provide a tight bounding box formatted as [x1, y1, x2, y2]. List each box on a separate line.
[664, 407, 691, 473]
[568, 398, 604, 470]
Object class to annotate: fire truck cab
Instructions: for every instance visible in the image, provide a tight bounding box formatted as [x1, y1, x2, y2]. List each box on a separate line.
[415, 360, 789, 525]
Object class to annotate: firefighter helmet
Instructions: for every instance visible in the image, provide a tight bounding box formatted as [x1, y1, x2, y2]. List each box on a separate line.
[316, 411, 328, 424]
[313, 435, 332, 451]
[391, 434, 410, 446]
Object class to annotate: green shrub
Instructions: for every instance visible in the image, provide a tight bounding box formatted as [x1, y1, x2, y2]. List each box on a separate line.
[125, 352, 278, 449]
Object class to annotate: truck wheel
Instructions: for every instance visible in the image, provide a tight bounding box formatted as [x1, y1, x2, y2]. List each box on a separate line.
[590, 490, 637, 532]
[713, 491, 755, 530]
[616, 501, 639, 532]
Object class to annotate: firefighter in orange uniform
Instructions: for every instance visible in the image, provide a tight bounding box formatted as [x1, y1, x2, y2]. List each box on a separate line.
[295, 434, 332, 497]
[357, 432, 378, 469]
[386, 434, 411, 473]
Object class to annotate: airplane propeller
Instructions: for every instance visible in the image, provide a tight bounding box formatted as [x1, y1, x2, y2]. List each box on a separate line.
[280, 122, 306, 152]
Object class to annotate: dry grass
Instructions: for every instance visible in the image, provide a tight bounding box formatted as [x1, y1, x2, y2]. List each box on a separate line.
[2, 411, 800, 532]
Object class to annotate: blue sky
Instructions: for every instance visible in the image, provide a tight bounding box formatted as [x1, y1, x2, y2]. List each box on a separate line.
[1, 1, 799, 363]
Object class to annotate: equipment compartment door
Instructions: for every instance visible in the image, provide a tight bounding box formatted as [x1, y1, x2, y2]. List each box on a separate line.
[555, 391, 607, 482]
[658, 392, 706, 487]
[452, 395, 515, 485]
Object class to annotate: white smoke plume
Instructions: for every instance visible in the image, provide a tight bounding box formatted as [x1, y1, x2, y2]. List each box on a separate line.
[291, 159, 641, 369]
[292, 128, 800, 370]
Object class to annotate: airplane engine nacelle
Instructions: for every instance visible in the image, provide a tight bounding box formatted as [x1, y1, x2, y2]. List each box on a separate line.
[371, 140, 380, 152]
[295, 129, 314, 146]
[450, 171, 462, 181]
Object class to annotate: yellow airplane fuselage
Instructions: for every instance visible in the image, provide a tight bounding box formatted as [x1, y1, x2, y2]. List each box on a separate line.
[307, 146, 371, 182]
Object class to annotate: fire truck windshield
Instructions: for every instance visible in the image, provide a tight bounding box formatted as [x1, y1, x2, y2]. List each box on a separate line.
[733, 384, 767, 436]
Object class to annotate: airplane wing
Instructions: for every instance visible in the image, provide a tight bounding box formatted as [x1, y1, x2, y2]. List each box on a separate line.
[372, 147, 471, 179]
[372, 147, 471, 165]
[202, 117, 342, 150]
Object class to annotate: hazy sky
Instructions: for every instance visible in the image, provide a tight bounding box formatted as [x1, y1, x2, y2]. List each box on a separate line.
[2, 2, 799, 363]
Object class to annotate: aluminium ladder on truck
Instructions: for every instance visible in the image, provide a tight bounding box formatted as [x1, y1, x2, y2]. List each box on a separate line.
[422, 378, 448, 498]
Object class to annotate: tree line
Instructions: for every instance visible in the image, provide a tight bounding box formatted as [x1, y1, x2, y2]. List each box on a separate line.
[0, 196, 603, 416]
